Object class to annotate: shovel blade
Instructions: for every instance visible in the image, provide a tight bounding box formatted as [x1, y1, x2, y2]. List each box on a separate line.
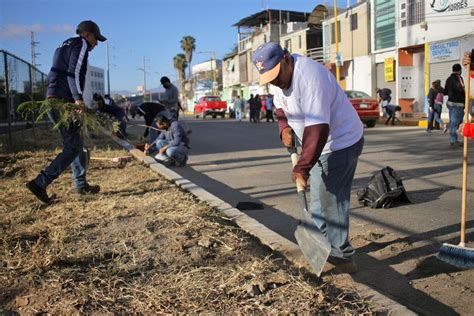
[295, 224, 331, 277]
[294, 191, 331, 277]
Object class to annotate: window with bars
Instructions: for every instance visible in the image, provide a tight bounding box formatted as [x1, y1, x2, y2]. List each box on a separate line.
[407, 0, 424, 26]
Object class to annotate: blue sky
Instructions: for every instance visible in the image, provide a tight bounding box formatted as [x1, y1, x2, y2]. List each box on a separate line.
[1, 0, 354, 92]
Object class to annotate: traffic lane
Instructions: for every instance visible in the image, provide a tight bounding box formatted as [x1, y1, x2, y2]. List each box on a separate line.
[175, 120, 473, 244]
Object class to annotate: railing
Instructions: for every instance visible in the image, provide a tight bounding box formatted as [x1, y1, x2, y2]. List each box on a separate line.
[306, 47, 329, 64]
[0, 50, 48, 146]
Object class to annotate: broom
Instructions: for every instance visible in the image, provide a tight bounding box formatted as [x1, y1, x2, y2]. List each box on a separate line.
[438, 61, 474, 268]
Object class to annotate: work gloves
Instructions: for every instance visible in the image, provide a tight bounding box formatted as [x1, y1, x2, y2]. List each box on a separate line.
[281, 127, 294, 148]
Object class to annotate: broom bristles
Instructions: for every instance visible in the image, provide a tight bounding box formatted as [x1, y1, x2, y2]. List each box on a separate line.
[437, 243, 474, 268]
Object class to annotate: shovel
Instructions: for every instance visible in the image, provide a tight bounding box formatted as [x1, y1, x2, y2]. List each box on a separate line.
[289, 139, 331, 277]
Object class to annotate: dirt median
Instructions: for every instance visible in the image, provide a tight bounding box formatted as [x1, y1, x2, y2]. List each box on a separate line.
[0, 127, 373, 314]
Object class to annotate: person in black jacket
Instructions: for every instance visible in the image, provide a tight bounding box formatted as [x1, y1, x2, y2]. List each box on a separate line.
[134, 102, 170, 140]
[26, 20, 106, 204]
[444, 63, 466, 146]
[93, 93, 127, 138]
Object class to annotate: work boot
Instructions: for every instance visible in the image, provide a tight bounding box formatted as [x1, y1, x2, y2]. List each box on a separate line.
[323, 256, 358, 275]
[76, 183, 101, 195]
[26, 180, 53, 204]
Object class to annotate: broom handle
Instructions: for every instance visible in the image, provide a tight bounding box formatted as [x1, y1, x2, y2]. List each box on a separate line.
[461, 70, 471, 246]
[90, 157, 115, 161]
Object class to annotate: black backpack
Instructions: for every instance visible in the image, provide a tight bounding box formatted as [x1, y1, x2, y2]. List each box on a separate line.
[357, 166, 410, 209]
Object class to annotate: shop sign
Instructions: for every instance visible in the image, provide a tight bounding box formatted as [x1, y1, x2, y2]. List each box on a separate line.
[384, 57, 395, 82]
[429, 40, 460, 63]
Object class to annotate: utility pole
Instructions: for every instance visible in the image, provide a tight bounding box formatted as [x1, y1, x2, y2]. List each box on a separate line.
[30, 31, 40, 68]
[106, 41, 111, 95]
[333, 1, 340, 83]
[138, 57, 148, 101]
[197, 51, 217, 95]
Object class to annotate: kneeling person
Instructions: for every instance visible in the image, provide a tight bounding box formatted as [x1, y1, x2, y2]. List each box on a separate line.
[144, 115, 189, 167]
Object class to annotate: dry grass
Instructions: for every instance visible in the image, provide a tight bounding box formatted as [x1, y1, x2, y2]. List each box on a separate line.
[0, 127, 372, 314]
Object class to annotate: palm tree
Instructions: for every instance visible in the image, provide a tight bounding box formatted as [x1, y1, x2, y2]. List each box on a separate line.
[180, 36, 196, 80]
[173, 53, 187, 92]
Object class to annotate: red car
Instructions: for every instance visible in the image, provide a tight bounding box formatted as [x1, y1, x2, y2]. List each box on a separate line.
[194, 96, 227, 119]
[344, 90, 379, 128]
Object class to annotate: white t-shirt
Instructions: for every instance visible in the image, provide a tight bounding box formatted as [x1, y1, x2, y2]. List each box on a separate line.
[272, 54, 363, 154]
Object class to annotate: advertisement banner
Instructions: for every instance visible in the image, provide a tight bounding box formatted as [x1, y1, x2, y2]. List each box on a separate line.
[384, 57, 395, 82]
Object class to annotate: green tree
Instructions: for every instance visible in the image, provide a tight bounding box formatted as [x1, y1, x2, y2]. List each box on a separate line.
[173, 53, 187, 93]
[180, 36, 196, 80]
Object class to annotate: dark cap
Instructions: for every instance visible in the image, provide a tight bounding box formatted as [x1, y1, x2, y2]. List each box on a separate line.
[452, 63, 462, 72]
[160, 76, 171, 84]
[76, 20, 107, 42]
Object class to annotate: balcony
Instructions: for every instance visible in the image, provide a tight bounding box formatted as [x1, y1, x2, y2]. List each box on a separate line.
[306, 47, 328, 64]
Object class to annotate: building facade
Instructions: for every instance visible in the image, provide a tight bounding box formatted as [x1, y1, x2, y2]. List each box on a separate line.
[83, 65, 105, 107]
[324, 1, 372, 94]
[191, 59, 223, 110]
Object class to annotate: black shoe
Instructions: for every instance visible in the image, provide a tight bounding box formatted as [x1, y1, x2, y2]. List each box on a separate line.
[76, 184, 101, 195]
[26, 180, 52, 204]
[162, 158, 176, 167]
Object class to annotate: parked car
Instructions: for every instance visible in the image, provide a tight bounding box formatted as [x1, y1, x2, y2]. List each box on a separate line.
[344, 90, 379, 128]
[193, 96, 228, 119]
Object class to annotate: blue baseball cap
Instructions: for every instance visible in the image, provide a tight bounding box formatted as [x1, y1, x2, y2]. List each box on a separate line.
[252, 42, 286, 85]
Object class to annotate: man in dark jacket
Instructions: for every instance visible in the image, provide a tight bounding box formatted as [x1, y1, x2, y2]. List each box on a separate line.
[26, 20, 106, 204]
[94, 93, 127, 138]
[444, 63, 466, 146]
[134, 101, 170, 140]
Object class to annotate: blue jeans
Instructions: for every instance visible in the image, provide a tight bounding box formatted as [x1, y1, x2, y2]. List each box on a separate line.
[34, 110, 88, 189]
[235, 109, 243, 121]
[153, 139, 189, 165]
[447, 104, 464, 144]
[427, 104, 444, 130]
[310, 137, 364, 259]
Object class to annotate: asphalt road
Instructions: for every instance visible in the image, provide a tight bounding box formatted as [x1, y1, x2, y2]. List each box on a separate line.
[127, 116, 474, 314]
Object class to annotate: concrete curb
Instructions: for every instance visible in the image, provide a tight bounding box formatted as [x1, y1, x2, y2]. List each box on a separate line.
[108, 133, 415, 315]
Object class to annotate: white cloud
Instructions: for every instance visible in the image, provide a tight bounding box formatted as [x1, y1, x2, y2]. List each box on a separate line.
[50, 24, 73, 34]
[0, 23, 73, 38]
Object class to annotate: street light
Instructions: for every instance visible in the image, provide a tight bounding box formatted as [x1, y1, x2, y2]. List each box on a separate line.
[138, 57, 151, 101]
[197, 51, 217, 95]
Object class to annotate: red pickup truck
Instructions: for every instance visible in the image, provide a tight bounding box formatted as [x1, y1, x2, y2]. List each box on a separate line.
[193, 96, 227, 119]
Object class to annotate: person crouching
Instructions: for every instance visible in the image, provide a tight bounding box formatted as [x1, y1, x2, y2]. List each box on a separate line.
[144, 114, 190, 167]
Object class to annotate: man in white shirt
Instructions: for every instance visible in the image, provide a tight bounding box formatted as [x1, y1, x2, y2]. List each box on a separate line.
[252, 42, 364, 274]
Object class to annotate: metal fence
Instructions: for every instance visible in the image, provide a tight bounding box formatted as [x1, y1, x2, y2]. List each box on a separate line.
[0, 50, 48, 145]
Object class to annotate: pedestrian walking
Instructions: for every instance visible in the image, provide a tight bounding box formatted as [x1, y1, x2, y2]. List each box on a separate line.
[253, 94, 262, 123]
[248, 94, 255, 123]
[444, 63, 466, 146]
[252, 42, 364, 273]
[233, 95, 245, 121]
[26, 20, 106, 204]
[265, 94, 275, 122]
[426, 80, 446, 133]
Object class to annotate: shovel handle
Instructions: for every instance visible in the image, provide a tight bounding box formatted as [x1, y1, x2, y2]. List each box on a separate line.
[288, 132, 306, 193]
